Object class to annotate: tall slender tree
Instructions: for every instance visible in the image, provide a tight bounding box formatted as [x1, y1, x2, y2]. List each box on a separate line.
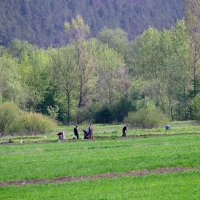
[65, 15, 95, 122]
[49, 46, 78, 124]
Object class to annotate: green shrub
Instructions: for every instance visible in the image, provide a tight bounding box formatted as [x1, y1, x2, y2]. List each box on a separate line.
[126, 102, 168, 128]
[92, 99, 136, 124]
[0, 102, 57, 136]
[112, 98, 136, 122]
[95, 105, 113, 124]
[0, 102, 21, 136]
[20, 112, 57, 135]
[76, 104, 101, 124]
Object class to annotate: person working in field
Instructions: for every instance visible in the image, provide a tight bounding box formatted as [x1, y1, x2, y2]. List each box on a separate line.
[57, 131, 65, 140]
[83, 124, 94, 139]
[165, 124, 171, 130]
[73, 125, 79, 139]
[83, 130, 89, 139]
[122, 124, 128, 137]
[88, 124, 93, 139]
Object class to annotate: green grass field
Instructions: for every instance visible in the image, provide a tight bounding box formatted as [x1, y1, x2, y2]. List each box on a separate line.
[1, 171, 200, 200]
[0, 122, 200, 199]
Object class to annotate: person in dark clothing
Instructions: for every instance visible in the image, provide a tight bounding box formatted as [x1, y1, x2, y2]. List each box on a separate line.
[73, 125, 79, 139]
[83, 125, 93, 139]
[122, 124, 127, 137]
[165, 124, 171, 131]
[88, 125, 93, 139]
[83, 130, 89, 139]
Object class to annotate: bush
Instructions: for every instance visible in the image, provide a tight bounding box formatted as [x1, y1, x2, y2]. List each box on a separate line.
[0, 102, 21, 136]
[20, 112, 57, 135]
[126, 102, 168, 128]
[112, 98, 136, 122]
[95, 105, 113, 124]
[0, 102, 57, 136]
[76, 103, 101, 124]
[92, 99, 135, 124]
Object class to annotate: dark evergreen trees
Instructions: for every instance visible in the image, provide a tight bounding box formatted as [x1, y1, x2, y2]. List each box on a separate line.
[0, 0, 184, 47]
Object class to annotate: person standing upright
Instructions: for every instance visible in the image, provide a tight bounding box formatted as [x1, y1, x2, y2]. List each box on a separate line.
[73, 125, 79, 139]
[122, 124, 128, 137]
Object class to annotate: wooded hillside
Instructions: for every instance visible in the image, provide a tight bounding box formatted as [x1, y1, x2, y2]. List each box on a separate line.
[0, 0, 184, 47]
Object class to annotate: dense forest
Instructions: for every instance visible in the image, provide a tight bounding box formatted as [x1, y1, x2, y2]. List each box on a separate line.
[0, 0, 184, 47]
[1, 0, 200, 128]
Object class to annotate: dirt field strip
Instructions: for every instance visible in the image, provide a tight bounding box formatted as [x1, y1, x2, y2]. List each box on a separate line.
[1, 166, 200, 187]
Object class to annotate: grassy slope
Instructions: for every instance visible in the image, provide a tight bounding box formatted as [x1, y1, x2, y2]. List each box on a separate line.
[1, 171, 200, 200]
[0, 134, 200, 182]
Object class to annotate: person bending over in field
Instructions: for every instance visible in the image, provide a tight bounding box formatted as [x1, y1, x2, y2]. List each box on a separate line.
[73, 125, 79, 139]
[82, 125, 94, 139]
[83, 130, 90, 139]
[57, 131, 65, 140]
[165, 124, 171, 131]
[122, 124, 128, 137]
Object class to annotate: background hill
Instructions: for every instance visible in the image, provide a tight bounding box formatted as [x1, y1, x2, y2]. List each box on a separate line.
[0, 0, 184, 47]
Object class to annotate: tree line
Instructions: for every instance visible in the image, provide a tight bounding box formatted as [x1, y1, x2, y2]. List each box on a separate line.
[0, 1, 200, 125]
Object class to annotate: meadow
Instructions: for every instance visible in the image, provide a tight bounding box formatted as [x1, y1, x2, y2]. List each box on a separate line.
[0, 122, 200, 199]
[1, 172, 200, 200]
